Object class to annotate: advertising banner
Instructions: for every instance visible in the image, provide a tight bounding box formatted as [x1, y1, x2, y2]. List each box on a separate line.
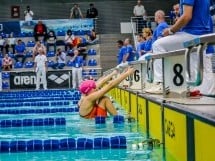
[10, 70, 72, 89]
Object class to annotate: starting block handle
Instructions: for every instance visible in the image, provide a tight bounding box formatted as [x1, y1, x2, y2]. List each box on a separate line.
[185, 44, 204, 86]
[146, 59, 153, 83]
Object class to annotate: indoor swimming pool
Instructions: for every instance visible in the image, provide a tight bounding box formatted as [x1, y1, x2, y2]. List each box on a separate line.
[0, 90, 163, 161]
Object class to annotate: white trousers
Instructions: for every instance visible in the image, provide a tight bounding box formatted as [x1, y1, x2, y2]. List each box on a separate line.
[72, 67, 82, 89]
[36, 68, 47, 89]
[152, 32, 198, 83]
[152, 32, 215, 95]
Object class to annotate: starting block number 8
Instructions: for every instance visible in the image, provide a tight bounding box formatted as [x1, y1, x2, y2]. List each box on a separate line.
[172, 63, 184, 86]
[163, 54, 187, 96]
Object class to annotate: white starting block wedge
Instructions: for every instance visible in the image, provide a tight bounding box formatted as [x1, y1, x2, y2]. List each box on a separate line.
[151, 49, 188, 97]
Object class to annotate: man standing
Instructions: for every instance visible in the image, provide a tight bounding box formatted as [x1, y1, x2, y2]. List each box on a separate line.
[34, 47, 48, 90]
[24, 5, 34, 21]
[86, 3, 98, 18]
[70, 49, 83, 89]
[133, 0, 147, 33]
[70, 3, 83, 19]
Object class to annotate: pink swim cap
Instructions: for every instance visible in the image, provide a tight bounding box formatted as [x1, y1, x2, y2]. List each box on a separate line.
[79, 80, 96, 94]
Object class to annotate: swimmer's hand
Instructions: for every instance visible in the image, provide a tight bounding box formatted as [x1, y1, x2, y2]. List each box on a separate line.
[112, 69, 119, 75]
[125, 66, 135, 74]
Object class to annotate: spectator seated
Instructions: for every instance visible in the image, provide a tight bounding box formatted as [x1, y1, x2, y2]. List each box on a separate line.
[88, 59, 97, 66]
[14, 62, 23, 68]
[14, 39, 27, 64]
[87, 49, 96, 55]
[46, 30, 57, 53]
[2, 72, 10, 79]
[47, 60, 55, 67]
[47, 51, 55, 57]
[27, 41, 35, 47]
[24, 61, 34, 68]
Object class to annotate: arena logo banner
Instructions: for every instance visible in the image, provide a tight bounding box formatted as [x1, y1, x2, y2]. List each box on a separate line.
[10, 71, 72, 89]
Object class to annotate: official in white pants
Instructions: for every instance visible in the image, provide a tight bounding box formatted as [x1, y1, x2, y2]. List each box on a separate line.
[71, 49, 83, 89]
[72, 67, 83, 89]
[152, 32, 198, 83]
[34, 47, 48, 90]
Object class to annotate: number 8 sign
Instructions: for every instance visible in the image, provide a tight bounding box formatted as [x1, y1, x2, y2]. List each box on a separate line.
[163, 54, 187, 97]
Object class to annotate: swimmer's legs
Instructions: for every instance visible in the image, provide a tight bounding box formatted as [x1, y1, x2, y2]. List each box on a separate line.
[98, 96, 118, 116]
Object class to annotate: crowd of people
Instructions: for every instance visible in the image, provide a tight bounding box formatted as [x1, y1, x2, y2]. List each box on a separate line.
[115, 0, 215, 97]
[0, 3, 100, 91]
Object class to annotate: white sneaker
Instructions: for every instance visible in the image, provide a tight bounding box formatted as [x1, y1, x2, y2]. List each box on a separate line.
[145, 82, 163, 94]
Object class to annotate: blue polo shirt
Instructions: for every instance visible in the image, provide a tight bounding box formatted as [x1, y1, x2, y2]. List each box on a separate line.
[72, 56, 83, 68]
[180, 0, 211, 35]
[152, 21, 169, 43]
[144, 38, 153, 53]
[117, 46, 126, 64]
[137, 41, 145, 57]
[15, 43, 26, 54]
[124, 44, 134, 62]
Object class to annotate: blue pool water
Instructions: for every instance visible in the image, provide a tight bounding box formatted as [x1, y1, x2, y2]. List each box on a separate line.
[0, 90, 163, 161]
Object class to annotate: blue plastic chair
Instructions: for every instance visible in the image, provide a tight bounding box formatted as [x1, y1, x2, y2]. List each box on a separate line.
[24, 61, 34, 68]
[87, 49, 96, 55]
[88, 59, 97, 66]
[14, 62, 23, 68]
[2, 72, 10, 79]
[57, 30, 65, 36]
[26, 41, 35, 47]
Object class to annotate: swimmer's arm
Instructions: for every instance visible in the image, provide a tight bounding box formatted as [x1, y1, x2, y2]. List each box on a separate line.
[96, 70, 118, 88]
[88, 67, 135, 101]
